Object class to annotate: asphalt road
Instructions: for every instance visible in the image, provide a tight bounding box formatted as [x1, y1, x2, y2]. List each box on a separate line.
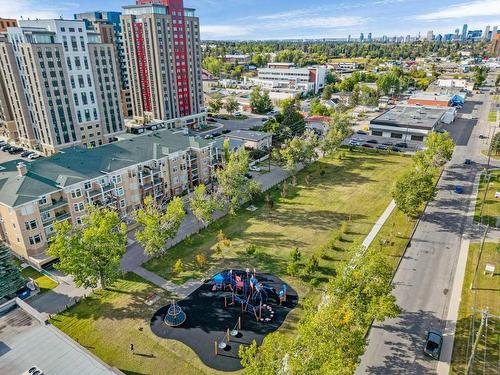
[356, 71, 498, 375]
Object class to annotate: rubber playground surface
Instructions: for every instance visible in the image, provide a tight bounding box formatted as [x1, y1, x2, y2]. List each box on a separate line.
[150, 270, 298, 371]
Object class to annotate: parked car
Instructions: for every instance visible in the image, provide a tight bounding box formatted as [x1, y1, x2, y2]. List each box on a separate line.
[211, 132, 221, 137]
[454, 185, 463, 194]
[479, 134, 487, 139]
[28, 153, 41, 160]
[356, 130, 368, 135]
[244, 172, 253, 179]
[366, 139, 378, 144]
[434, 129, 447, 134]
[249, 165, 261, 172]
[266, 110, 278, 116]
[0, 144, 12, 152]
[394, 142, 408, 148]
[352, 137, 364, 142]
[390, 146, 401, 152]
[464, 159, 472, 165]
[222, 129, 231, 134]
[21, 150, 33, 158]
[348, 140, 362, 147]
[261, 117, 269, 122]
[362, 143, 374, 148]
[381, 142, 393, 146]
[234, 111, 242, 116]
[8, 146, 23, 154]
[376, 144, 388, 150]
[424, 330, 443, 360]
[0, 140, 7, 147]
[204, 134, 214, 139]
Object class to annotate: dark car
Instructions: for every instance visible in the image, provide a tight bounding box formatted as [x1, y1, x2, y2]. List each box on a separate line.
[362, 143, 374, 148]
[0, 140, 7, 147]
[479, 134, 487, 139]
[8, 146, 23, 154]
[21, 150, 33, 158]
[1, 144, 12, 152]
[356, 130, 368, 135]
[376, 144, 388, 150]
[382, 142, 393, 146]
[395, 142, 408, 148]
[454, 185, 464, 194]
[244, 172, 253, 179]
[222, 129, 231, 134]
[390, 146, 401, 152]
[211, 132, 221, 137]
[464, 159, 472, 165]
[424, 330, 443, 360]
[366, 139, 378, 144]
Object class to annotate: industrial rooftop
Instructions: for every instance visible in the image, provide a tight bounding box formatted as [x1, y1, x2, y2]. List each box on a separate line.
[370, 105, 448, 130]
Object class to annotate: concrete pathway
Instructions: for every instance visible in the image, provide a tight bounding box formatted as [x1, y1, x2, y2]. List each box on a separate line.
[362, 200, 396, 249]
[134, 266, 202, 299]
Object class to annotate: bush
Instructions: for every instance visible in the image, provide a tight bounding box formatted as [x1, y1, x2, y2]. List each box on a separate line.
[173, 259, 184, 274]
[309, 277, 320, 287]
[249, 149, 267, 160]
[246, 244, 258, 256]
[316, 247, 327, 260]
[195, 254, 207, 268]
[287, 261, 300, 277]
[290, 248, 301, 262]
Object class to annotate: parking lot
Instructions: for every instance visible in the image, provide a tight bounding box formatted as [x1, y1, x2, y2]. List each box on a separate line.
[195, 113, 268, 139]
[0, 150, 22, 164]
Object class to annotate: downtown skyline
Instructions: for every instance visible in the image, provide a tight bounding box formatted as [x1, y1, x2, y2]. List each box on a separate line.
[0, 0, 499, 40]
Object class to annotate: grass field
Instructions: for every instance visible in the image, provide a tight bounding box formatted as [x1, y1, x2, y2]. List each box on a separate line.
[21, 266, 58, 294]
[488, 111, 497, 123]
[52, 150, 415, 375]
[144, 151, 413, 295]
[474, 170, 500, 227]
[450, 242, 500, 375]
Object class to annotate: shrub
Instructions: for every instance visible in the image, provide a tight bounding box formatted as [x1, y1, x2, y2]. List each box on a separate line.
[195, 254, 207, 268]
[290, 247, 301, 262]
[246, 244, 257, 256]
[340, 221, 350, 235]
[173, 259, 184, 274]
[316, 247, 327, 260]
[287, 261, 300, 277]
[309, 277, 320, 287]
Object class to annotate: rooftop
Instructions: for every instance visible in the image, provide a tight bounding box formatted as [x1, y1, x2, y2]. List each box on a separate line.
[370, 105, 448, 130]
[225, 130, 272, 142]
[0, 130, 211, 207]
[408, 92, 453, 102]
[0, 308, 119, 375]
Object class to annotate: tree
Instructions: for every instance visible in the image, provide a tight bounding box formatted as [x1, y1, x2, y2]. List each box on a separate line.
[491, 133, 500, 155]
[310, 98, 331, 116]
[208, 93, 223, 113]
[215, 148, 261, 213]
[322, 84, 334, 100]
[249, 86, 273, 114]
[224, 96, 239, 114]
[473, 66, 488, 88]
[393, 170, 436, 217]
[195, 254, 207, 268]
[275, 130, 318, 172]
[280, 98, 306, 137]
[495, 73, 500, 87]
[222, 138, 231, 164]
[48, 205, 126, 289]
[0, 242, 25, 299]
[173, 259, 184, 274]
[202, 56, 223, 76]
[376, 72, 401, 96]
[414, 132, 455, 171]
[135, 196, 186, 256]
[189, 184, 221, 225]
[320, 112, 352, 156]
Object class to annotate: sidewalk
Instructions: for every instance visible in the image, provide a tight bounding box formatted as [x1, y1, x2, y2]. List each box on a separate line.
[134, 266, 202, 299]
[362, 200, 396, 248]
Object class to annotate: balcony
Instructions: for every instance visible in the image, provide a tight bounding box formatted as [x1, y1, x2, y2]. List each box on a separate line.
[39, 198, 68, 214]
[88, 184, 115, 198]
[42, 211, 71, 227]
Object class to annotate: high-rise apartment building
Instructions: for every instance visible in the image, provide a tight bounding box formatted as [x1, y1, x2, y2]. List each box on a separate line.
[483, 25, 491, 41]
[461, 24, 468, 42]
[74, 11, 133, 117]
[426, 30, 433, 41]
[0, 18, 17, 32]
[367, 32, 372, 43]
[0, 19, 124, 154]
[359, 32, 364, 42]
[121, 0, 203, 124]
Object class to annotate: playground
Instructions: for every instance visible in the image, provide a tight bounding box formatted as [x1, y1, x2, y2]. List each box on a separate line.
[151, 270, 298, 371]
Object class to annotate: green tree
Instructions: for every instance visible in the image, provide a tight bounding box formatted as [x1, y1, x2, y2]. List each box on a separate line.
[280, 98, 306, 137]
[322, 84, 334, 100]
[208, 93, 224, 113]
[135, 196, 186, 256]
[473, 66, 488, 88]
[414, 132, 455, 171]
[275, 130, 318, 172]
[491, 133, 500, 155]
[189, 184, 221, 225]
[202, 56, 223, 76]
[223, 138, 231, 164]
[320, 112, 352, 156]
[48, 205, 126, 289]
[376, 72, 401, 95]
[310, 97, 331, 116]
[173, 258, 184, 274]
[224, 96, 239, 114]
[215, 148, 261, 213]
[0, 242, 25, 299]
[249, 86, 273, 114]
[393, 170, 436, 217]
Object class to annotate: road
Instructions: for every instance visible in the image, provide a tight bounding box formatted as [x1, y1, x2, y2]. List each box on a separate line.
[356, 71, 499, 375]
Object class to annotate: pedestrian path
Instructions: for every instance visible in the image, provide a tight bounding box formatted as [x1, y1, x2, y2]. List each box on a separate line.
[134, 266, 202, 299]
[361, 200, 396, 248]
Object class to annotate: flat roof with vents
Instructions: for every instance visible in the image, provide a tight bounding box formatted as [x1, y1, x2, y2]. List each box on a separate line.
[370, 105, 448, 130]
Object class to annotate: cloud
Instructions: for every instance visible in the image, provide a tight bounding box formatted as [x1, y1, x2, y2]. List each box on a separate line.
[414, 0, 500, 20]
[0, 0, 76, 20]
[200, 25, 254, 39]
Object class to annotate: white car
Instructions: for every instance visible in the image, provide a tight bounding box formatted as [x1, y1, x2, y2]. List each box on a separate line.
[28, 153, 41, 159]
[249, 165, 261, 172]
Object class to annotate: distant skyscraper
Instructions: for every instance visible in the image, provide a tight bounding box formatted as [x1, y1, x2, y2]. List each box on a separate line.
[347, 34, 351, 43]
[360, 32, 364, 42]
[426, 30, 433, 41]
[405, 34, 410, 43]
[461, 24, 468, 41]
[483, 25, 491, 41]
[367, 32, 372, 42]
[435, 34, 442, 42]
[455, 28, 461, 41]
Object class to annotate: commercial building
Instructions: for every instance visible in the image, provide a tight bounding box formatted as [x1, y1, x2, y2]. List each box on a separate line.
[491, 33, 500, 57]
[74, 11, 133, 117]
[0, 19, 124, 154]
[246, 63, 327, 94]
[369, 105, 450, 142]
[407, 92, 454, 107]
[0, 18, 17, 32]
[0, 129, 213, 267]
[435, 79, 474, 93]
[223, 54, 251, 65]
[121, 0, 204, 126]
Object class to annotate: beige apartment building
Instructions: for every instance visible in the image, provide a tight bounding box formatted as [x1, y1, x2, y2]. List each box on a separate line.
[0, 19, 124, 154]
[121, 1, 204, 126]
[0, 130, 214, 268]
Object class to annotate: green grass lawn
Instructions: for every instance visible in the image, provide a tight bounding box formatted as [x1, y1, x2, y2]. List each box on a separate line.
[21, 266, 58, 294]
[145, 150, 413, 296]
[51, 273, 228, 375]
[451, 242, 500, 375]
[488, 111, 497, 123]
[474, 170, 500, 227]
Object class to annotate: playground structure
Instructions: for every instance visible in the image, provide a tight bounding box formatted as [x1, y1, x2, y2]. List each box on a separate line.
[164, 300, 186, 327]
[212, 269, 288, 323]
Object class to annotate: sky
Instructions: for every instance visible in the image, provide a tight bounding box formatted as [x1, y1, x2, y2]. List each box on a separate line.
[1, 0, 499, 40]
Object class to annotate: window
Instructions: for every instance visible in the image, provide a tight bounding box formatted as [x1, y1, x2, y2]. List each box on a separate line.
[41, 211, 51, 222]
[73, 202, 84, 212]
[120, 199, 126, 208]
[117, 187, 124, 196]
[112, 175, 122, 184]
[371, 130, 383, 136]
[390, 133, 403, 139]
[39, 195, 48, 205]
[71, 188, 82, 198]
[29, 234, 42, 245]
[411, 135, 424, 142]
[25, 220, 37, 230]
[84, 181, 91, 190]
[76, 217, 83, 225]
